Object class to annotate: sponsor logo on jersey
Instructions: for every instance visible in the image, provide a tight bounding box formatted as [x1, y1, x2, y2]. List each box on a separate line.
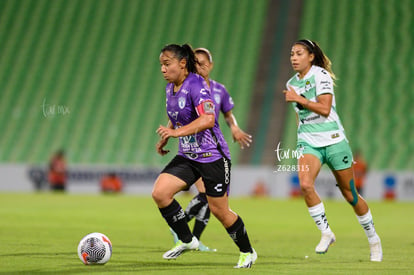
[331, 133, 340, 139]
[202, 152, 212, 158]
[168, 111, 178, 120]
[185, 152, 198, 160]
[300, 114, 320, 124]
[320, 80, 332, 91]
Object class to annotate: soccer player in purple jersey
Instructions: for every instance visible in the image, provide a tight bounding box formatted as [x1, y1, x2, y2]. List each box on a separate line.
[153, 44, 257, 268]
[169, 48, 252, 252]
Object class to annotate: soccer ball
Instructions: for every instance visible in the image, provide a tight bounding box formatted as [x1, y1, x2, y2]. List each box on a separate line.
[77, 232, 112, 265]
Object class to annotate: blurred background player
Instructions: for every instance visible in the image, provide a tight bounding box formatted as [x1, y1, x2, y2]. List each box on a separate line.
[283, 39, 382, 262]
[48, 149, 67, 192]
[353, 150, 368, 195]
[169, 47, 253, 252]
[154, 44, 256, 268]
[100, 172, 123, 193]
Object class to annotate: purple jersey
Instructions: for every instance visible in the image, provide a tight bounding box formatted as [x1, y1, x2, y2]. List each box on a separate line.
[209, 79, 234, 118]
[165, 73, 231, 162]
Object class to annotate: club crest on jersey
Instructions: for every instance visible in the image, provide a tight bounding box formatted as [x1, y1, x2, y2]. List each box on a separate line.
[214, 94, 221, 104]
[305, 81, 312, 92]
[178, 97, 186, 109]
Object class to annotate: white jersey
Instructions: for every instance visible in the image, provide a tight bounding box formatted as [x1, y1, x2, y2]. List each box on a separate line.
[286, 65, 347, 147]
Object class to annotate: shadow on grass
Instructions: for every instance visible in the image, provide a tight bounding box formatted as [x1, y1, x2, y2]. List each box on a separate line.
[0, 260, 238, 274]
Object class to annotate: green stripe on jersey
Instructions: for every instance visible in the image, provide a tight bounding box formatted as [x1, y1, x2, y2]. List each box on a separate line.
[298, 121, 339, 133]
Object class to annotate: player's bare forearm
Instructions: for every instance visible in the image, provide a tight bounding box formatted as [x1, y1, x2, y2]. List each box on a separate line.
[156, 114, 215, 140]
[284, 87, 332, 117]
[224, 111, 238, 128]
[224, 111, 252, 149]
[155, 137, 170, 156]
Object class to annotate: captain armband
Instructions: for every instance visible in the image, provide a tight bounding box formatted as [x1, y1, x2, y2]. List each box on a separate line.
[196, 100, 215, 116]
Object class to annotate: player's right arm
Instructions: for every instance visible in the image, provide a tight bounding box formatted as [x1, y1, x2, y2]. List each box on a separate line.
[156, 120, 173, 156]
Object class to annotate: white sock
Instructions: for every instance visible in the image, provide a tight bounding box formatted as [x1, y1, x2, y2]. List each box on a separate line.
[356, 209, 379, 243]
[308, 202, 332, 234]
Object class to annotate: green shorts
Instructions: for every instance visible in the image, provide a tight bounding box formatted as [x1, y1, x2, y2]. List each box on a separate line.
[297, 139, 353, 170]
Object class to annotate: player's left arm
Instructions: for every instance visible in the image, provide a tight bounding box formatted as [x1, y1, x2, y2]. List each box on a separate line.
[223, 110, 252, 149]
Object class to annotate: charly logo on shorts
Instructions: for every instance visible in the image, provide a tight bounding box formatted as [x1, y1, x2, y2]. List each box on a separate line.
[342, 156, 349, 164]
[178, 97, 186, 109]
[214, 183, 223, 192]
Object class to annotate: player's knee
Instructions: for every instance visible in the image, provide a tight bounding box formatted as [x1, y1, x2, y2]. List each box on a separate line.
[344, 191, 359, 206]
[344, 179, 359, 206]
[151, 188, 170, 206]
[208, 203, 220, 216]
[208, 204, 227, 222]
[343, 192, 355, 205]
[346, 195, 359, 206]
[300, 180, 315, 195]
[151, 188, 162, 203]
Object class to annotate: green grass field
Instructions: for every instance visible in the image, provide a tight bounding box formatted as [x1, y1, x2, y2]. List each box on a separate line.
[0, 193, 413, 274]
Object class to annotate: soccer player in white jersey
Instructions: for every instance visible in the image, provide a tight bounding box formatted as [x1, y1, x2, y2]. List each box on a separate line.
[283, 39, 382, 262]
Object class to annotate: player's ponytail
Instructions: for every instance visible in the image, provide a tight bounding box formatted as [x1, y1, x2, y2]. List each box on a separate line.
[160, 43, 197, 74]
[181, 44, 197, 73]
[295, 39, 336, 81]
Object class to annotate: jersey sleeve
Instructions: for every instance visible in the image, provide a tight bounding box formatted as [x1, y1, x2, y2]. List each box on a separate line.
[220, 86, 234, 113]
[315, 69, 334, 96]
[191, 78, 215, 116]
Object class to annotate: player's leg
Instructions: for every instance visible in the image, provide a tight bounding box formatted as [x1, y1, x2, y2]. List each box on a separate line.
[152, 156, 200, 259]
[332, 167, 382, 262]
[184, 178, 215, 251]
[328, 140, 382, 261]
[185, 179, 209, 234]
[201, 157, 256, 268]
[298, 152, 336, 254]
[207, 195, 256, 268]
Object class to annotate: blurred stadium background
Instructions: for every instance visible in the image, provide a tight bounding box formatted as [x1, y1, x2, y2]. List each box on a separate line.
[0, 0, 413, 199]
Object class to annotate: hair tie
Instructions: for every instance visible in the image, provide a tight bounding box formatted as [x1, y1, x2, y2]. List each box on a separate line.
[194, 47, 213, 63]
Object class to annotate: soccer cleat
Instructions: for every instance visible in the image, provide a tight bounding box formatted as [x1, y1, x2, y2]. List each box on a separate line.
[234, 248, 257, 268]
[369, 236, 383, 262]
[162, 236, 199, 260]
[197, 241, 217, 252]
[315, 232, 336, 254]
